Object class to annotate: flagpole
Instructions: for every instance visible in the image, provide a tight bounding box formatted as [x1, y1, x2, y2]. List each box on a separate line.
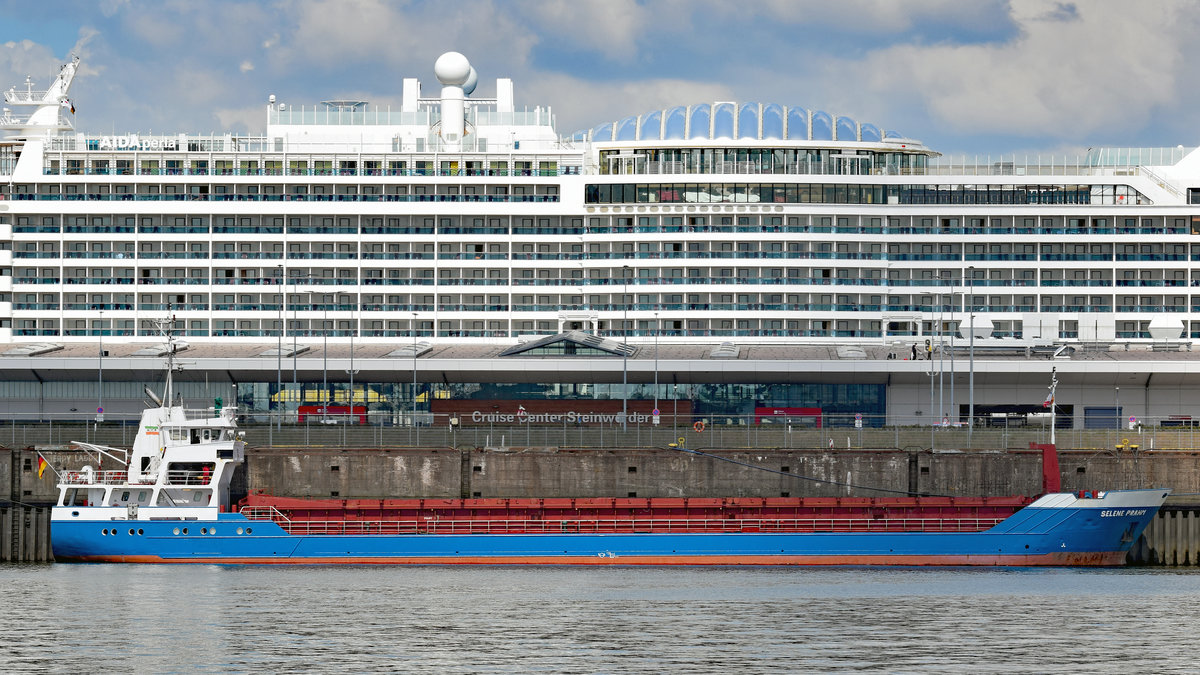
[1049, 367, 1057, 446]
[37, 450, 63, 481]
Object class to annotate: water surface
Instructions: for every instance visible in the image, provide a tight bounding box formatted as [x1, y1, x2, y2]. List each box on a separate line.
[1, 564, 1195, 673]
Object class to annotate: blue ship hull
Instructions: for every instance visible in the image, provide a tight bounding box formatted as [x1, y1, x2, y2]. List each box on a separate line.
[51, 490, 1167, 566]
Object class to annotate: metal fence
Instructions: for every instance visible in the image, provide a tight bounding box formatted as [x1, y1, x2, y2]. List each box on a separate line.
[7, 412, 1200, 452]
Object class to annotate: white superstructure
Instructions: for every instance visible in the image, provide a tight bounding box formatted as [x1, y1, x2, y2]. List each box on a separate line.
[1, 52, 1199, 347]
[51, 320, 244, 522]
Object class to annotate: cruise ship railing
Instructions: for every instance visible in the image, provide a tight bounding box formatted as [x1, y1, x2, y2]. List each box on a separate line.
[1139, 166, 1184, 198]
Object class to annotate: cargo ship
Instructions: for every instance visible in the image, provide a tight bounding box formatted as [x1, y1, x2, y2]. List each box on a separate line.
[47, 329, 1168, 565]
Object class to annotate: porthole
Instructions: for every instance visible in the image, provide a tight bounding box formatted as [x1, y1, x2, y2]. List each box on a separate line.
[208, 528, 215, 535]
[172, 528, 180, 535]
[100, 529, 108, 536]
[128, 528, 135, 535]
[200, 527, 208, 535]
[236, 527, 244, 535]
[137, 529, 144, 535]
[72, 511, 79, 517]
[245, 527, 253, 534]
[182, 528, 189, 535]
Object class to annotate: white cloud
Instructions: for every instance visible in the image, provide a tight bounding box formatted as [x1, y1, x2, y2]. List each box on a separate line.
[0, 40, 62, 92]
[123, 7, 187, 48]
[840, 0, 1195, 140]
[214, 103, 267, 133]
[527, 0, 651, 62]
[98, 0, 130, 18]
[267, 0, 538, 72]
[663, 0, 1008, 35]
[3, 0, 1197, 152]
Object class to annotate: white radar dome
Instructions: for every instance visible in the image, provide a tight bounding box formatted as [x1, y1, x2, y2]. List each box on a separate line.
[434, 52, 471, 86]
[463, 66, 478, 96]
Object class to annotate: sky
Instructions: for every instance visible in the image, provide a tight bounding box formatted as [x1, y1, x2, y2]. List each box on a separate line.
[2, 0, 1198, 158]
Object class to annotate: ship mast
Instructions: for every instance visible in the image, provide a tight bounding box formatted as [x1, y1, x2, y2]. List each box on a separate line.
[1048, 367, 1058, 446]
[151, 315, 179, 407]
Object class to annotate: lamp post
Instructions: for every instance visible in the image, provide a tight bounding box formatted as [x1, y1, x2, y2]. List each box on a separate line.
[276, 263, 283, 431]
[321, 295, 328, 424]
[347, 302, 357, 426]
[673, 383, 678, 436]
[653, 310, 659, 412]
[622, 264, 630, 432]
[967, 266, 975, 447]
[97, 309, 103, 424]
[949, 275, 955, 426]
[291, 274, 301, 390]
[938, 273, 945, 425]
[412, 312, 419, 445]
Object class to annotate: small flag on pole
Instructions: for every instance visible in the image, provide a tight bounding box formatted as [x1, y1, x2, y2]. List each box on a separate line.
[1042, 391, 1054, 408]
[37, 453, 49, 479]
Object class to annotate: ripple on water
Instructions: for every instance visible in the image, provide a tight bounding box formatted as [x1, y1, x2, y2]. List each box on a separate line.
[1, 565, 1198, 674]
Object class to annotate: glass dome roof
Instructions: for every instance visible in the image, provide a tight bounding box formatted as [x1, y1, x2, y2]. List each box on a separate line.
[576, 102, 901, 143]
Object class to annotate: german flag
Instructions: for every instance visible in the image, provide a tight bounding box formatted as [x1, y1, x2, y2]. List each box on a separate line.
[37, 454, 48, 479]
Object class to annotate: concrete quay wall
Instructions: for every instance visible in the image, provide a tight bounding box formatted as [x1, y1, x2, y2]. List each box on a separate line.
[240, 447, 1196, 501]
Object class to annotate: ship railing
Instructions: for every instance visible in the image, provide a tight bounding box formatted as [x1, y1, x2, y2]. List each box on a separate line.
[59, 469, 129, 485]
[60, 469, 128, 485]
[251, 516, 1008, 536]
[165, 470, 213, 486]
[239, 505, 292, 527]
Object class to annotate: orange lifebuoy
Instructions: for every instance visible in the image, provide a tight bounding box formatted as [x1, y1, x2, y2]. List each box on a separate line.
[693, 421, 706, 433]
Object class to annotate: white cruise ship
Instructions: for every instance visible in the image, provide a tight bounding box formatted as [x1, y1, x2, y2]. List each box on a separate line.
[2, 51, 1199, 346]
[1, 52, 1199, 426]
